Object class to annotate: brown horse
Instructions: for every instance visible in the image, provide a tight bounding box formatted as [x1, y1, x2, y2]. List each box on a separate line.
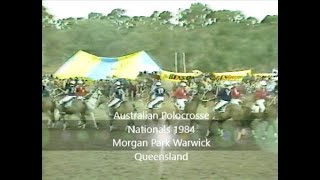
[55, 88, 103, 130]
[205, 100, 252, 141]
[205, 93, 278, 142]
[107, 100, 138, 132]
[42, 96, 57, 128]
[42, 87, 65, 128]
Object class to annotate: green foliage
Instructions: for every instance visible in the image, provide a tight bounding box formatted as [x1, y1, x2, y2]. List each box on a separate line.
[42, 3, 277, 73]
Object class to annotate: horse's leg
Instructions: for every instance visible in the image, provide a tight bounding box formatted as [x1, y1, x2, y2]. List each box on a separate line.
[52, 109, 61, 128]
[217, 120, 225, 137]
[125, 119, 135, 132]
[109, 118, 114, 132]
[236, 121, 246, 142]
[189, 120, 199, 130]
[270, 119, 278, 138]
[89, 111, 99, 129]
[46, 111, 52, 128]
[206, 120, 214, 138]
[62, 115, 67, 130]
[80, 113, 86, 129]
[189, 119, 194, 127]
[49, 110, 56, 128]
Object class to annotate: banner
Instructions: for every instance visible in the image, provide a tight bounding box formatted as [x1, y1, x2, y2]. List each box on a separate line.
[213, 69, 252, 81]
[160, 70, 202, 82]
[253, 73, 273, 78]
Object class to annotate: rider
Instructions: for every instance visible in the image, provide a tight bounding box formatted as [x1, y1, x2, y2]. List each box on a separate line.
[173, 82, 189, 112]
[189, 78, 199, 94]
[58, 80, 77, 107]
[147, 82, 169, 109]
[266, 77, 277, 96]
[150, 79, 159, 100]
[42, 80, 50, 97]
[255, 80, 269, 113]
[75, 80, 86, 98]
[108, 81, 125, 115]
[230, 82, 242, 105]
[213, 82, 232, 112]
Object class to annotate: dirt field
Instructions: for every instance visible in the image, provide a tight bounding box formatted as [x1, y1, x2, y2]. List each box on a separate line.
[43, 150, 277, 180]
[42, 103, 278, 179]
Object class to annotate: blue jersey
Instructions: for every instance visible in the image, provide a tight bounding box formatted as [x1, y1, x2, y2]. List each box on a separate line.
[67, 86, 76, 96]
[153, 87, 166, 97]
[114, 88, 125, 100]
[217, 88, 231, 101]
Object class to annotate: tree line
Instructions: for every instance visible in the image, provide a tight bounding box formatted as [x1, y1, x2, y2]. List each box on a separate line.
[42, 3, 278, 74]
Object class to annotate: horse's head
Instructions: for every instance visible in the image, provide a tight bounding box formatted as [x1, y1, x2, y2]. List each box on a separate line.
[196, 89, 216, 108]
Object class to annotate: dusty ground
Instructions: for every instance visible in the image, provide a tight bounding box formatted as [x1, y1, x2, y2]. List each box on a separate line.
[42, 100, 278, 179]
[43, 151, 277, 180]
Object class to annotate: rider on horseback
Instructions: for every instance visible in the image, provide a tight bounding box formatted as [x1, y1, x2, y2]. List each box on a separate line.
[147, 82, 169, 109]
[108, 81, 125, 116]
[230, 82, 242, 105]
[213, 82, 232, 112]
[173, 82, 189, 112]
[58, 80, 77, 107]
[75, 80, 86, 98]
[42, 79, 50, 97]
[254, 80, 269, 113]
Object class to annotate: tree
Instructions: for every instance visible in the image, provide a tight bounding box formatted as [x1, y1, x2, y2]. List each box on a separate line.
[42, 6, 55, 28]
[177, 3, 212, 27]
[261, 15, 278, 24]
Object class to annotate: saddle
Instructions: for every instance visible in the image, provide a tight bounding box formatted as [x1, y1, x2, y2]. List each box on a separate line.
[61, 97, 76, 108]
[114, 101, 123, 109]
[77, 96, 85, 100]
[213, 102, 229, 113]
[174, 99, 188, 111]
[251, 104, 260, 113]
[153, 100, 163, 109]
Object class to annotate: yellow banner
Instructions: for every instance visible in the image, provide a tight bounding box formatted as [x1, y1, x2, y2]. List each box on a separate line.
[213, 69, 252, 81]
[253, 73, 273, 78]
[160, 70, 202, 82]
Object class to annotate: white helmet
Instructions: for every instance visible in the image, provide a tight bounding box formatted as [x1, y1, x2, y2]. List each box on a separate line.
[223, 81, 231, 86]
[259, 80, 267, 86]
[155, 82, 161, 86]
[70, 80, 76, 84]
[227, 85, 233, 89]
[115, 81, 121, 86]
[180, 82, 187, 87]
[77, 80, 83, 84]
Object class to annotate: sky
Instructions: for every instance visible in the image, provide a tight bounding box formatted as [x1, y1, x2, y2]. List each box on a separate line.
[43, 0, 278, 22]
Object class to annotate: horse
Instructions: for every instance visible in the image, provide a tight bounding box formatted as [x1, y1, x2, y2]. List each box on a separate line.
[54, 87, 103, 130]
[205, 92, 277, 142]
[205, 99, 253, 141]
[127, 80, 139, 101]
[104, 95, 138, 132]
[42, 87, 66, 128]
[42, 97, 57, 128]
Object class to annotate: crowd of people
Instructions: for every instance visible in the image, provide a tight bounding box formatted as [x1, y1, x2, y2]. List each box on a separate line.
[42, 71, 278, 114]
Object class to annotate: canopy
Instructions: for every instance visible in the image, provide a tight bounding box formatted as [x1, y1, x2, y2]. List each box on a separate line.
[53, 50, 161, 80]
